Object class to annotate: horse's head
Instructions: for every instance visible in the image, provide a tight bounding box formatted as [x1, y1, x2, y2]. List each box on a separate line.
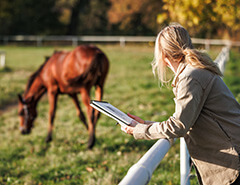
[18, 94, 37, 134]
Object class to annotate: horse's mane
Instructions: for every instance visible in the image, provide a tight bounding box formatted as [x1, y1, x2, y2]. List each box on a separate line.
[25, 57, 49, 94]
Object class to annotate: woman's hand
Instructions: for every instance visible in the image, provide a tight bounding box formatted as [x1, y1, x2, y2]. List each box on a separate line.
[127, 113, 145, 124]
[121, 113, 145, 135]
[121, 125, 134, 135]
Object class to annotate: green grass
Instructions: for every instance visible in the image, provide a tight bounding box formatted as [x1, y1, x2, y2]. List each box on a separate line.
[0, 44, 239, 185]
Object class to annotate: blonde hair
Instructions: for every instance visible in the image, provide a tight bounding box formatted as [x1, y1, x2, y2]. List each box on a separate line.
[152, 23, 222, 84]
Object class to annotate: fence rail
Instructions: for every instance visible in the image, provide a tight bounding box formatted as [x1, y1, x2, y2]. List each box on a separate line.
[119, 139, 173, 185]
[1, 35, 240, 48]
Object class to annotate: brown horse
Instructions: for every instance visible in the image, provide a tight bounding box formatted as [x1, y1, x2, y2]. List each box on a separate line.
[18, 45, 109, 149]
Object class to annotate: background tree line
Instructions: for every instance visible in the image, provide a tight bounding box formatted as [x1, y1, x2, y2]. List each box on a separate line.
[0, 0, 239, 39]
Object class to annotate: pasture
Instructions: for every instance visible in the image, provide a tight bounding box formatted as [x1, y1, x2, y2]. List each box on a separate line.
[0, 44, 239, 185]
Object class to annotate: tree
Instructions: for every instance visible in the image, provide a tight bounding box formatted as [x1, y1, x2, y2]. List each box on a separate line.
[0, 0, 63, 35]
[108, 0, 164, 35]
[55, 0, 111, 35]
[213, 0, 240, 38]
[66, 0, 90, 35]
[77, 0, 111, 35]
[157, 0, 240, 39]
[1, 0, 240, 38]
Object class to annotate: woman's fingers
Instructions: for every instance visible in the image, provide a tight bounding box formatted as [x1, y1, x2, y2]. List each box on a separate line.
[127, 113, 138, 119]
[130, 120, 138, 127]
[127, 113, 144, 124]
[121, 125, 133, 135]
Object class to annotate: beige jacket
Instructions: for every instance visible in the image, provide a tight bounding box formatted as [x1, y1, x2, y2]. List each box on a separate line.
[133, 62, 240, 185]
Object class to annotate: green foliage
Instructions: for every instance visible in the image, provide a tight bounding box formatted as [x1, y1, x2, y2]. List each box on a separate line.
[1, 0, 240, 38]
[0, 0, 63, 35]
[77, 0, 111, 35]
[158, 0, 240, 38]
[107, 0, 163, 35]
[0, 45, 239, 184]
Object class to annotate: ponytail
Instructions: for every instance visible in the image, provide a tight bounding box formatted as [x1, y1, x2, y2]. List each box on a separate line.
[183, 48, 223, 76]
[152, 23, 223, 85]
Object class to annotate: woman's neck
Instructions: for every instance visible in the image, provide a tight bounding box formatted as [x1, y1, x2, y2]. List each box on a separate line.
[165, 57, 180, 74]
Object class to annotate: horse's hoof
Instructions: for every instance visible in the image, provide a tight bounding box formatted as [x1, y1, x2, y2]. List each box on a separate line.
[87, 137, 95, 149]
[21, 128, 31, 135]
[87, 144, 94, 150]
[21, 130, 28, 135]
[45, 135, 52, 143]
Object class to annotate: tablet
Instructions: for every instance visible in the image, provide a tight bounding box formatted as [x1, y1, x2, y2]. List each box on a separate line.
[90, 100, 132, 126]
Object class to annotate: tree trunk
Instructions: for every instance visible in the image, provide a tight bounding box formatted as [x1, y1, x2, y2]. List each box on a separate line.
[66, 0, 90, 35]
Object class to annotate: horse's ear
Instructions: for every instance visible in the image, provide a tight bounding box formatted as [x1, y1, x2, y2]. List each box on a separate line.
[18, 94, 24, 103]
[44, 56, 50, 62]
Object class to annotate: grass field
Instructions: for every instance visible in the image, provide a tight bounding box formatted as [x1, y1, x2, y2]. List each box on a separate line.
[0, 44, 239, 185]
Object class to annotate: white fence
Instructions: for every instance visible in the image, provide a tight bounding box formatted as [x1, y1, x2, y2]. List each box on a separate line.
[119, 139, 173, 185]
[0, 51, 5, 68]
[1, 35, 240, 49]
[1, 36, 234, 70]
[180, 138, 191, 185]
[214, 46, 230, 73]
[0, 35, 156, 47]
[119, 46, 230, 185]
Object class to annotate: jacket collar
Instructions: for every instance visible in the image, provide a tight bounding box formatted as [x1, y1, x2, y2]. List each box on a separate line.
[171, 62, 187, 87]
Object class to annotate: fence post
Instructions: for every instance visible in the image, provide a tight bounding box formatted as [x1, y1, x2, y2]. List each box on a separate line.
[72, 37, 78, 47]
[0, 51, 6, 68]
[120, 37, 126, 47]
[37, 36, 42, 47]
[180, 138, 190, 185]
[205, 39, 210, 50]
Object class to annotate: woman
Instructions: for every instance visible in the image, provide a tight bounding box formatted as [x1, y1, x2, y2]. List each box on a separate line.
[121, 24, 240, 185]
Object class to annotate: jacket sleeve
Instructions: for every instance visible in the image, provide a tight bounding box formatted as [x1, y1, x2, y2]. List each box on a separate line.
[133, 77, 205, 140]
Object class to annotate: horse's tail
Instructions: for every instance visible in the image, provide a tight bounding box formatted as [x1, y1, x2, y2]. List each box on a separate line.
[68, 52, 109, 86]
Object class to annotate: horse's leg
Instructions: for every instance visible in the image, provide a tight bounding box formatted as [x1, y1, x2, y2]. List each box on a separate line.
[46, 89, 58, 143]
[93, 85, 103, 124]
[80, 88, 95, 149]
[69, 93, 88, 129]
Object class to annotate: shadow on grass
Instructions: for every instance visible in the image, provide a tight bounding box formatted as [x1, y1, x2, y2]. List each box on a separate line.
[0, 100, 18, 114]
[35, 142, 51, 157]
[0, 147, 28, 180]
[96, 137, 156, 153]
[0, 66, 12, 73]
